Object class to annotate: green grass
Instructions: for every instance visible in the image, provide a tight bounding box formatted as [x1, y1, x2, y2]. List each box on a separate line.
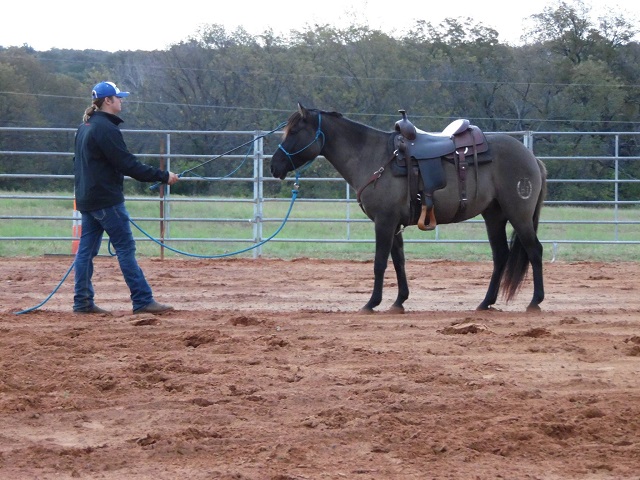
[1, 191, 639, 261]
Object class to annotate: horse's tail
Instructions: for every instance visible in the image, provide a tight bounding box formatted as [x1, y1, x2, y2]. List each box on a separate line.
[501, 158, 547, 302]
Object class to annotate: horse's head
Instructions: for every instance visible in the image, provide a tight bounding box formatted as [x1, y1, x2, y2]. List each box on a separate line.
[270, 103, 326, 180]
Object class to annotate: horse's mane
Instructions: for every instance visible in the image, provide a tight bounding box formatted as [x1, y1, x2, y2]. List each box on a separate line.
[282, 109, 343, 139]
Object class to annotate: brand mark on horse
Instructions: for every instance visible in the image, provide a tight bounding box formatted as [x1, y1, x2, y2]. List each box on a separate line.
[517, 178, 533, 199]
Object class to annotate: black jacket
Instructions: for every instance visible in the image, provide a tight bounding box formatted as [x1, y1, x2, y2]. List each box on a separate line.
[74, 111, 169, 211]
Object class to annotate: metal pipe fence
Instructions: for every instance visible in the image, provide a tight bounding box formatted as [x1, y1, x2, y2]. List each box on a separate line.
[1, 127, 639, 261]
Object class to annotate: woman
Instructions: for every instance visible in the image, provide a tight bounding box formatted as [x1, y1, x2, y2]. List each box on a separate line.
[73, 81, 179, 314]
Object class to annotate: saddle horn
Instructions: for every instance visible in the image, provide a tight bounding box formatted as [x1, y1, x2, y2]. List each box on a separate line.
[395, 109, 417, 141]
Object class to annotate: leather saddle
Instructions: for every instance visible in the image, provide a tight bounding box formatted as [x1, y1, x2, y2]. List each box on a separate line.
[393, 110, 491, 231]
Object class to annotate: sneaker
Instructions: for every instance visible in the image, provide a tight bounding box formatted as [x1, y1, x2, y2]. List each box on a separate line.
[133, 300, 174, 315]
[74, 305, 110, 314]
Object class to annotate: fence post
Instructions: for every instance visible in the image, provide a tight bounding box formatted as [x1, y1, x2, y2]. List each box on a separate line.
[253, 131, 264, 258]
[159, 137, 166, 260]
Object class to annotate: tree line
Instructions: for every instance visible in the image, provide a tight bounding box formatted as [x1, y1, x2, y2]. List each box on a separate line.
[1, 0, 639, 201]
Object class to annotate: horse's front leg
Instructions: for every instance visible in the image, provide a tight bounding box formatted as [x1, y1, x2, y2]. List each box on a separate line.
[360, 221, 395, 314]
[388, 230, 408, 314]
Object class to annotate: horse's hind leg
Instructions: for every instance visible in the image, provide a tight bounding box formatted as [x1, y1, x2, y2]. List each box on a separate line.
[529, 247, 544, 311]
[478, 207, 509, 310]
[508, 220, 545, 312]
[522, 234, 544, 311]
[388, 231, 409, 314]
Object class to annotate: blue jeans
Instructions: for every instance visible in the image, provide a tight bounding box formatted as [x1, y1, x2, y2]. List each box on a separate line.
[73, 202, 154, 312]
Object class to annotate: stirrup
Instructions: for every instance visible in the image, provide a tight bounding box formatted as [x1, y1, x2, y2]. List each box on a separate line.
[417, 205, 437, 231]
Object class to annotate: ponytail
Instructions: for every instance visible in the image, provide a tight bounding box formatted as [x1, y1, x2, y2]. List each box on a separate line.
[82, 98, 106, 122]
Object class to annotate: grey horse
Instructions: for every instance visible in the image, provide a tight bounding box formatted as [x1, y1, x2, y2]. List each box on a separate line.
[271, 104, 547, 313]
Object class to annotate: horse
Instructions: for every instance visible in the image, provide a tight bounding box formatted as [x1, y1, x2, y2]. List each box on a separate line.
[270, 103, 547, 313]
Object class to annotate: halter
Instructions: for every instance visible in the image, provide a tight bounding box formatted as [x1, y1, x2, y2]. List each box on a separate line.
[277, 113, 325, 173]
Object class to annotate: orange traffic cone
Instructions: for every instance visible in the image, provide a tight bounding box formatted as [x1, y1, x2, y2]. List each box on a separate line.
[71, 199, 82, 254]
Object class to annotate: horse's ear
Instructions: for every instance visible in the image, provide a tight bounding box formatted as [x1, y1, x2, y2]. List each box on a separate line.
[297, 102, 308, 119]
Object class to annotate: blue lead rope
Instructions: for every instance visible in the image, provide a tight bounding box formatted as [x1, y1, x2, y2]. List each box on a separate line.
[14, 262, 75, 315]
[149, 122, 287, 192]
[111, 183, 299, 259]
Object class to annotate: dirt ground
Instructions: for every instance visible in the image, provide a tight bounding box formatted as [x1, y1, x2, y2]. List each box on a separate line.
[1, 256, 640, 479]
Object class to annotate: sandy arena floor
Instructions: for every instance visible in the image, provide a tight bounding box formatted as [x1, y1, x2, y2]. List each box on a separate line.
[1, 256, 639, 479]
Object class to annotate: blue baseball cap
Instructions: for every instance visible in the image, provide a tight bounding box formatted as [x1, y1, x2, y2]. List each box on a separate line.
[91, 81, 130, 99]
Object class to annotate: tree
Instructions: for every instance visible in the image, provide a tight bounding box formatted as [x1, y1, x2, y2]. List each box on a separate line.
[523, 0, 595, 64]
[523, 0, 637, 65]
[402, 18, 516, 131]
[0, 62, 38, 127]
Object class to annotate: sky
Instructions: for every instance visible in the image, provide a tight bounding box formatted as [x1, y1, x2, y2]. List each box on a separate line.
[2, 0, 639, 52]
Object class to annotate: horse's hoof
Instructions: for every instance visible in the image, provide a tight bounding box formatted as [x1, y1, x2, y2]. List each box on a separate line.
[387, 305, 405, 314]
[358, 307, 376, 315]
[476, 305, 501, 312]
[526, 304, 542, 313]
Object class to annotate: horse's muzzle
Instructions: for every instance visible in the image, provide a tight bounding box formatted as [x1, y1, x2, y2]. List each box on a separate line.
[270, 156, 290, 179]
[270, 163, 287, 180]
